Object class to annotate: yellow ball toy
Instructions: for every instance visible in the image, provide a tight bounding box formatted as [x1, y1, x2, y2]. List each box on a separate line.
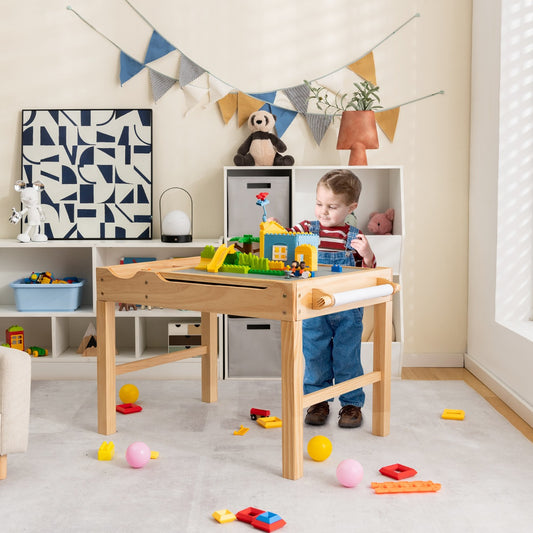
[119, 384, 139, 404]
[307, 435, 332, 462]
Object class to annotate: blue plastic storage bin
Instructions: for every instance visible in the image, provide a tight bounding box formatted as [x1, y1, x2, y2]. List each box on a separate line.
[10, 278, 86, 312]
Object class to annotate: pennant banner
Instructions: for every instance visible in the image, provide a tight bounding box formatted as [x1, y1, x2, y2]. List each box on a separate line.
[179, 55, 206, 87]
[375, 107, 400, 142]
[120, 51, 145, 86]
[217, 93, 238, 123]
[209, 75, 234, 103]
[305, 113, 333, 145]
[261, 104, 298, 139]
[283, 84, 310, 114]
[237, 92, 265, 127]
[149, 68, 176, 102]
[144, 30, 176, 64]
[347, 52, 377, 86]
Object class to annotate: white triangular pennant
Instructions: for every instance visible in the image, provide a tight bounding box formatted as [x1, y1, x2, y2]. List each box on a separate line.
[182, 84, 210, 116]
[208, 75, 235, 103]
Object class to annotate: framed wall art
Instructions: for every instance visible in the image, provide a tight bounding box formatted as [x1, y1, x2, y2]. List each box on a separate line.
[21, 109, 153, 239]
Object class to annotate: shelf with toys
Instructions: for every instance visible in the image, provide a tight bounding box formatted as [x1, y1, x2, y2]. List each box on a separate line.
[223, 165, 404, 379]
[0, 239, 222, 379]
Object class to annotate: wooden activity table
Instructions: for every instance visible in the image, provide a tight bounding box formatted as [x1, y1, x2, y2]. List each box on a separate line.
[96, 257, 398, 480]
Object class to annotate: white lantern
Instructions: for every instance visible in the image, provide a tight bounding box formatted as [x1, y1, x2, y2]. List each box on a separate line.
[159, 187, 193, 243]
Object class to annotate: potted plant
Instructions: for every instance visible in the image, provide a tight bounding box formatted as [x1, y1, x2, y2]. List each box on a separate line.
[305, 80, 382, 165]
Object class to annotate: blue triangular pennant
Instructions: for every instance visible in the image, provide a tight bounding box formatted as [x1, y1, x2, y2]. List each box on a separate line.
[120, 51, 145, 86]
[250, 91, 277, 104]
[144, 30, 176, 63]
[260, 104, 298, 139]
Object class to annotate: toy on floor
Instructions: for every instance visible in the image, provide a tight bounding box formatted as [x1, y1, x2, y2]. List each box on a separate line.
[233, 110, 294, 167]
[233, 425, 249, 436]
[9, 180, 48, 243]
[336, 459, 364, 487]
[235, 507, 286, 531]
[370, 480, 441, 494]
[212, 509, 237, 524]
[379, 463, 417, 480]
[256, 416, 282, 429]
[125, 442, 158, 468]
[250, 408, 270, 420]
[116, 384, 143, 414]
[307, 435, 332, 462]
[441, 408, 465, 420]
[98, 441, 115, 461]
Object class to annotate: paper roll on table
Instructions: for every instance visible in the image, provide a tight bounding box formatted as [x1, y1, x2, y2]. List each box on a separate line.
[312, 280, 398, 310]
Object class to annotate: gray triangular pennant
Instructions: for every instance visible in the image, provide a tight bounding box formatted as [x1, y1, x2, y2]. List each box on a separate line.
[149, 69, 177, 102]
[305, 113, 333, 145]
[283, 84, 310, 114]
[179, 55, 206, 87]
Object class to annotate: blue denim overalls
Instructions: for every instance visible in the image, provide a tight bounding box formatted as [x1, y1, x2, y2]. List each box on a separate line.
[302, 220, 365, 407]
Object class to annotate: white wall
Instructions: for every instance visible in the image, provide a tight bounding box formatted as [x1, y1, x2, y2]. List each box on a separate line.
[0, 0, 472, 362]
[468, 0, 533, 424]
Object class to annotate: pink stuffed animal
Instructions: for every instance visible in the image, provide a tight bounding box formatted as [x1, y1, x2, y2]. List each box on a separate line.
[367, 208, 394, 235]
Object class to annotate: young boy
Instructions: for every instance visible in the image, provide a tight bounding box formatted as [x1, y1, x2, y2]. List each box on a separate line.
[289, 169, 375, 428]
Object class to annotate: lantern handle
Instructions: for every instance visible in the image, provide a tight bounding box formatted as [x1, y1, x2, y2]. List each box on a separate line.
[159, 187, 193, 239]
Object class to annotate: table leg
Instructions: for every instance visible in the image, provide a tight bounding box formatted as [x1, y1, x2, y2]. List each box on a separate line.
[372, 299, 392, 436]
[201, 312, 218, 403]
[281, 320, 304, 480]
[97, 300, 117, 435]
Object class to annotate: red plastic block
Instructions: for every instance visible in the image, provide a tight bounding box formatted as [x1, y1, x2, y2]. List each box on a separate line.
[116, 403, 143, 414]
[379, 463, 417, 480]
[236, 507, 266, 524]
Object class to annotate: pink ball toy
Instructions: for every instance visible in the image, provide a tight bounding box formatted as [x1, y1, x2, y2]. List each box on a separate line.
[126, 442, 151, 468]
[336, 459, 364, 487]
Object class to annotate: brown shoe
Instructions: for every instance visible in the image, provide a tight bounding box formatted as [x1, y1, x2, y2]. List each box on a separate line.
[338, 405, 363, 428]
[305, 401, 330, 426]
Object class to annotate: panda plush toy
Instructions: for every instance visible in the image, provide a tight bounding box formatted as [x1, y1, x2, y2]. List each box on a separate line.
[234, 110, 294, 166]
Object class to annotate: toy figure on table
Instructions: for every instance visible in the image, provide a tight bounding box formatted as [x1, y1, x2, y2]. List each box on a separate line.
[9, 180, 47, 243]
[286, 169, 376, 429]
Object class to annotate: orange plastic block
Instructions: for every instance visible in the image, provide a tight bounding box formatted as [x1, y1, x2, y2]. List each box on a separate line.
[212, 509, 237, 523]
[257, 416, 282, 429]
[441, 409, 465, 420]
[371, 481, 441, 494]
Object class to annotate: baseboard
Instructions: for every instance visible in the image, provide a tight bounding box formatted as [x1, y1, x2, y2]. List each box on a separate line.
[401, 352, 465, 368]
[465, 354, 533, 427]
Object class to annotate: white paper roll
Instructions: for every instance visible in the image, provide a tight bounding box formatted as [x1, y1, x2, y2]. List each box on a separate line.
[332, 284, 394, 307]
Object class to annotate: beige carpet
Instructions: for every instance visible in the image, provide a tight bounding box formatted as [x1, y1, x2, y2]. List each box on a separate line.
[1, 379, 532, 532]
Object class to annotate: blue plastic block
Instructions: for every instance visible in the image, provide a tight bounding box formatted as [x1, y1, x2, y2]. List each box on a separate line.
[256, 512, 282, 524]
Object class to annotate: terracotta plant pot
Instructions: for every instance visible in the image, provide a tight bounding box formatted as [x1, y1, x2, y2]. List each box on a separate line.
[336, 110, 379, 166]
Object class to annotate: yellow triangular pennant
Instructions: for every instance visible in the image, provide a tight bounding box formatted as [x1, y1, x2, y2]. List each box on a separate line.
[347, 51, 377, 86]
[217, 93, 238, 124]
[237, 92, 265, 127]
[375, 107, 400, 142]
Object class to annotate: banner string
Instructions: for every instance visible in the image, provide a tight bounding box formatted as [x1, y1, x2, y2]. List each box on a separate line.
[66, 6, 122, 52]
[381, 90, 444, 112]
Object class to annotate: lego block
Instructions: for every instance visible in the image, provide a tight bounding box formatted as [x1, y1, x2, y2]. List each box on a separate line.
[251, 513, 286, 531]
[256, 416, 282, 429]
[370, 481, 441, 494]
[116, 403, 143, 414]
[379, 463, 418, 480]
[233, 425, 249, 436]
[441, 409, 465, 420]
[236, 507, 266, 524]
[98, 441, 115, 461]
[331, 264, 343, 272]
[255, 511, 283, 524]
[212, 509, 237, 524]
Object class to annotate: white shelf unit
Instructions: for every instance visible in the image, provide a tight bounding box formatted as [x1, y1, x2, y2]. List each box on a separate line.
[223, 165, 404, 378]
[0, 239, 222, 379]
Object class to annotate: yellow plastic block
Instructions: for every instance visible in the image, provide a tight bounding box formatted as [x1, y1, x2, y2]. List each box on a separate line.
[371, 481, 441, 494]
[257, 416, 282, 429]
[441, 409, 465, 420]
[150, 450, 159, 459]
[98, 441, 115, 461]
[212, 509, 237, 523]
[233, 425, 250, 436]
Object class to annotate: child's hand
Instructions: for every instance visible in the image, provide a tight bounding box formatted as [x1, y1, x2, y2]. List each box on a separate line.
[350, 233, 374, 267]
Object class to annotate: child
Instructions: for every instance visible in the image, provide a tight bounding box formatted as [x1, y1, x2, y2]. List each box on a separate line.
[289, 169, 375, 428]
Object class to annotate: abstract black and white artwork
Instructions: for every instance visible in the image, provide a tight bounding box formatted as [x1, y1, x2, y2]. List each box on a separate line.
[21, 109, 152, 239]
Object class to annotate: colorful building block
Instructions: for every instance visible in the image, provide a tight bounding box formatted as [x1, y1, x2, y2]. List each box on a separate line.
[233, 425, 250, 436]
[212, 509, 237, 524]
[370, 481, 441, 494]
[236, 507, 266, 524]
[379, 463, 418, 480]
[98, 441, 115, 461]
[441, 409, 465, 420]
[251, 511, 286, 531]
[116, 403, 143, 414]
[256, 416, 282, 429]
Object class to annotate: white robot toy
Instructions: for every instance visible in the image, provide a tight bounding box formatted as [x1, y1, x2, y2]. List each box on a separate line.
[9, 180, 48, 243]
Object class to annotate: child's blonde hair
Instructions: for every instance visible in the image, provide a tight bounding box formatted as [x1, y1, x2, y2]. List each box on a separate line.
[318, 169, 362, 205]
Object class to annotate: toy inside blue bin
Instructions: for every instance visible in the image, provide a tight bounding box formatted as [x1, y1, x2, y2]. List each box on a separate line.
[10, 278, 86, 312]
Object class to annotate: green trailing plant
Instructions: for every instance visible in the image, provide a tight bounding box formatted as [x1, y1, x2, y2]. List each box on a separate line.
[305, 79, 383, 119]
